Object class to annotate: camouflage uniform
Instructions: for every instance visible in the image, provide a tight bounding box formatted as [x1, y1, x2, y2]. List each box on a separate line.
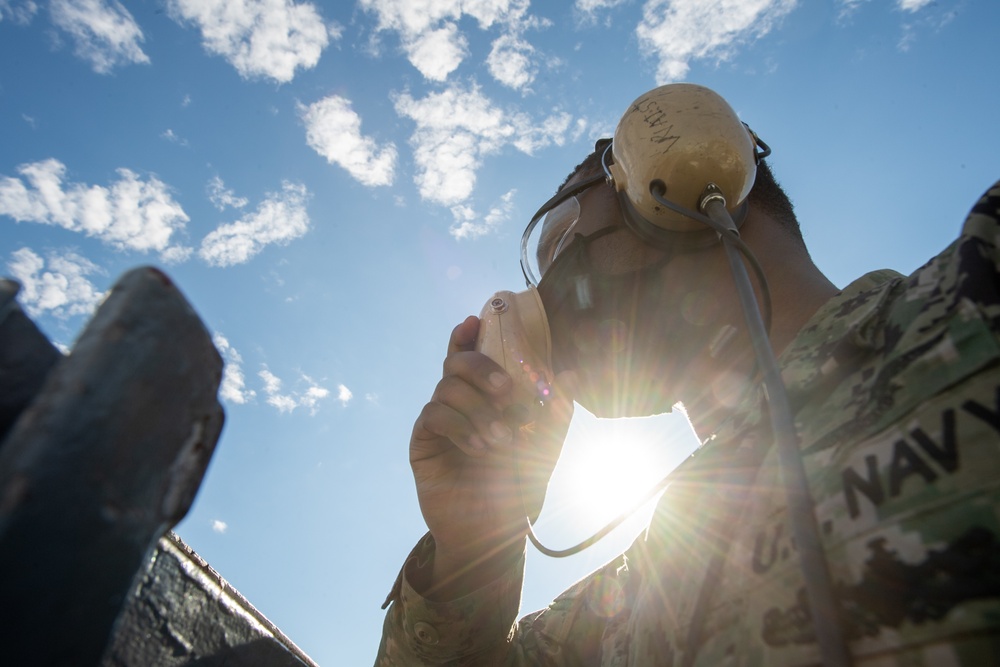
[376, 181, 1000, 666]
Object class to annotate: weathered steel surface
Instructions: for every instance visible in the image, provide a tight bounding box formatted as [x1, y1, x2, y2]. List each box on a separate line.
[0, 267, 225, 666]
[0, 279, 62, 444]
[102, 532, 317, 667]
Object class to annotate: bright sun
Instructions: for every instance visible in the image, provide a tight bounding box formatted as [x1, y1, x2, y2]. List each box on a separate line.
[534, 408, 700, 551]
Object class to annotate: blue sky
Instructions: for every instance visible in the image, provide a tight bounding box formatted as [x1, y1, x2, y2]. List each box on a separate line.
[2, 0, 998, 664]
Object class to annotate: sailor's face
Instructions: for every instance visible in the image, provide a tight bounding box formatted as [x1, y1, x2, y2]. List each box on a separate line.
[536, 177, 726, 417]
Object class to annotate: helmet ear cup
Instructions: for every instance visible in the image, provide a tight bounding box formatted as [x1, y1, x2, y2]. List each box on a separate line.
[609, 83, 757, 236]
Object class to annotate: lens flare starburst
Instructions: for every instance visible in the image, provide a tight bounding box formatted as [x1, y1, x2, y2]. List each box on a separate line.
[534, 408, 700, 553]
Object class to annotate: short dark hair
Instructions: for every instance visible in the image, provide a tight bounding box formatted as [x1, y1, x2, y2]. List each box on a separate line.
[748, 158, 805, 249]
[559, 139, 805, 249]
[557, 138, 611, 193]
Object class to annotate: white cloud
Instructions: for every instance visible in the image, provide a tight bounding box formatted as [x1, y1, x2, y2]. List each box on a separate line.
[0, 0, 38, 24]
[360, 0, 542, 84]
[360, 0, 463, 37]
[405, 22, 467, 81]
[0, 158, 191, 261]
[575, 0, 627, 14]
[160, 245, 193, 264]
[449, 188, 516, 240]
[259, 368, 296, 413]
[259, 367, 282, 394]
[302, 382, 331, 412]
[258, 367, 331, 414]
[487, 33, 536, 90]
[394, 84, 571, 206]
[211, 519, 228, 533]
[207, 176, 249, 211]
[300, 96, 397, 187]
[836, 0, 868, 18]
[7, 247, 105, 319]
[213, 332, 256, 405]
[161, 129, 189, 147]
[166, 0, 337, 83]
[513, 111, 573, 154]
[898, 0, 932, 11]
[49, 0, 149, 74]
[199, 181, 310, 267]
[336, 383, 352, 406]
[636, 0, 798, 84]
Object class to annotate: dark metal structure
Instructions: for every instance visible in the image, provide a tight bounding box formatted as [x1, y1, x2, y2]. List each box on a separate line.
[0, 268, 316, 666]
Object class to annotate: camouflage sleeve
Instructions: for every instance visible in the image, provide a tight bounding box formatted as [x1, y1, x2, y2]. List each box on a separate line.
[374, 532, 628, 666]
[960, 180, 1000, 243]
[374, 532, 525, 666]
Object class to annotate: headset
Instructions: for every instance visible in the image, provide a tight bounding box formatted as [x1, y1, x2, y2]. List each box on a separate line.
[476, 84, 852, 666]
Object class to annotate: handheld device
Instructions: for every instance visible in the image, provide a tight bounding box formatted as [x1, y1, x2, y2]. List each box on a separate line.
[474, 287, 554, 419]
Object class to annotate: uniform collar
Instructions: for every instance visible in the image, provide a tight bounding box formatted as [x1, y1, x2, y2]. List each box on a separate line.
[704, 269, 905, 451]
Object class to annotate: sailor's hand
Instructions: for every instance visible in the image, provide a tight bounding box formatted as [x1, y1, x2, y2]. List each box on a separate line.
[409, 315, 574, 599]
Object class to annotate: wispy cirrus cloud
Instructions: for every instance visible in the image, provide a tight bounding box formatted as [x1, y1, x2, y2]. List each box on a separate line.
[166, 0, 339, 83]
[449, 189, 516, 240]
[636, 0, 798, 83]
[207, 176, 249, 211]
[212, 332, 256, 405]
[0, 0, 38, 24]
[575, 0, 628, 16]
[299, 95, 398, 187]
[161, 129, 189, 147]
[394, 84, 571, 206]
[0, 158, 191, 261]
[6, 247, 105, 319]
[199, 181, 310, 267]
[258, 367, 333, 415]
[49, 0, 150, 73]
[898, 0, 933, 11]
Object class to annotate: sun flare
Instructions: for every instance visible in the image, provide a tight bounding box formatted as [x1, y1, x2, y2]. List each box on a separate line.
[535, 408, 700, 550]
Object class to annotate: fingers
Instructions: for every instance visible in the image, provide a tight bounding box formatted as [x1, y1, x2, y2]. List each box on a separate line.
[429, 372, 514, 449]
[412, 325, 517, 458]
[417, 317, 572, 462]
[447, 315, 480, 355]
[442, 349, 512, 399]
[412, 401, 492, 459]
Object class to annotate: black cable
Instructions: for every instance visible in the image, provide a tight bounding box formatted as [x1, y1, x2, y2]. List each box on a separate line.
[520, 466, 674, 558]
[702, 198, 853, 667]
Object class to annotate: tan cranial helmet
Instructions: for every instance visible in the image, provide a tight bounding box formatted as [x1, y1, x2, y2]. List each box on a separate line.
[608, 83, 759, 236]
